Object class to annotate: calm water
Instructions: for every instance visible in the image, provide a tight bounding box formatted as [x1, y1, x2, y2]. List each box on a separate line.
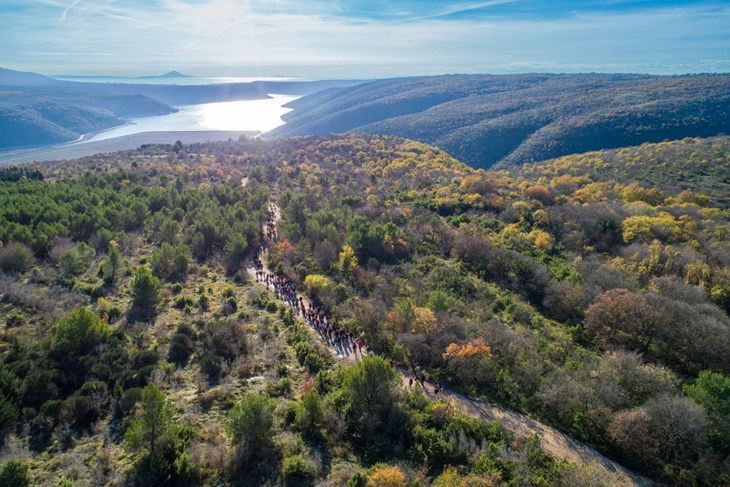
[82, 94, 298, 143]
[53, 75, 300, 85]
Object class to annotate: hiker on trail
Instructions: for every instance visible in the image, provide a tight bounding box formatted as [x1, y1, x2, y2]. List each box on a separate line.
[408, 377, 413, 388]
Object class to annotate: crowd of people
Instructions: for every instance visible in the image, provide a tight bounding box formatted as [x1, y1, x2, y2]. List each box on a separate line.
[253, 205, 366, 359]
[252, 201, 439, 394]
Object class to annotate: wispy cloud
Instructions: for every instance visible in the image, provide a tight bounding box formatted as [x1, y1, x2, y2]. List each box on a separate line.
[390, 0, 519, 23]
[59, 0, 81, 23]
[1, 1, 728, 77]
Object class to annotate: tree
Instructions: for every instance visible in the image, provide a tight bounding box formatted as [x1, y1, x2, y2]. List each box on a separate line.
[58, 249, 86, 278]
[54, 307, 110, 356]
[367, 465, 407, 487]
[0, 242, 34, 273]
[609, 393, 708, 471]
[124, 383, 192, 485]
[224, 234, 248, 275]
[131, 266, 161, 312]
[338, 244, 358, 279]
[150, 243, 191, 282]
[339, 356, 403, 454]
[295, 388, 324, 435]
[584, 288, 660, 353]
[0, 383, 17, 444]
[101, 240, 124, 285]
[228, 393, 275, 460]
[125, 384, 175, 457]
[685, 370, 730, 454]
[156, 219, 181, 245]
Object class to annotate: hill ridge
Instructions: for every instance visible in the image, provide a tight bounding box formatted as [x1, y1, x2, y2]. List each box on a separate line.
[267, 72, 730, 168]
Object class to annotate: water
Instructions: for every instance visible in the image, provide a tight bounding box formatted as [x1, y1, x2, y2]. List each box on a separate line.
[81, 94, 299, 143]
[53, 75, 300, 85]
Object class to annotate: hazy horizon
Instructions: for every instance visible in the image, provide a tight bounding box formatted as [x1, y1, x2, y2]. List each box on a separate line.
[2, 1, 729, 78]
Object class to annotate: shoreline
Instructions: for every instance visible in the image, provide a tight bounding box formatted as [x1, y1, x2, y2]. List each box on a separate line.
[0, 130, 259, 166]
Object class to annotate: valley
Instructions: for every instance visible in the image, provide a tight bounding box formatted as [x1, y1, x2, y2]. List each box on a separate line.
[0, 135, 727, 485]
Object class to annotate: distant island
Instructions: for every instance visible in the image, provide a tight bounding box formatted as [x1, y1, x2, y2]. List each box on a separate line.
[140, 70, 193, 79]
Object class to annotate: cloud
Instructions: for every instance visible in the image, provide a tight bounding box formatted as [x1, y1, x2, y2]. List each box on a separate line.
[59, 0, 81, 23]
[389, 0, 519, 23]
[0, 1, 728, 76]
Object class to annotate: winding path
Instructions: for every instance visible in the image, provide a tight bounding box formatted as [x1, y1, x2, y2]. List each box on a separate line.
[247, 200, 654, 487]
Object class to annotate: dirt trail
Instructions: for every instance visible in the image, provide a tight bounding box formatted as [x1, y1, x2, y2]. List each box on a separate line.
[246, 201, 654, 487]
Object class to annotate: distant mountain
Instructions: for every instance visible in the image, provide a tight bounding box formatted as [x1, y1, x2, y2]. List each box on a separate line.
[267, 73, 730, 168]
[0, 67, 64, 87]
[141, 70, 192, 79]
[158, 70, 190, 78]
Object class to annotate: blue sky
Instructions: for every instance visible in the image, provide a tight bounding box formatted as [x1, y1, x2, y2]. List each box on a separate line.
[1, 0, 729, 77]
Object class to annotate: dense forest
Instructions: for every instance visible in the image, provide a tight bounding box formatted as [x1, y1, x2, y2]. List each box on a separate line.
[0, 134, 728, 486]
[268, 73, 730, 169]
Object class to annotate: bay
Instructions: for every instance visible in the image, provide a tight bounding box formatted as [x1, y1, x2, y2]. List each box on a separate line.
[83, 94, 299, 143]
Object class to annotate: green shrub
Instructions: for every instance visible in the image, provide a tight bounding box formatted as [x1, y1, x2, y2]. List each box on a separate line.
[228, 393, 275, 461]
[222, 296, 238, 316]
[5, 310, 25, 328]
[200, 352, 222, 383]
[0, 458, 29, 486]
[282, 454, 314, 485]
[174, 295, 195, 310]
[222, 286, 236, 298]
[167, 282, 183, 294]
[119, 388, 143, 415]
[0, 395, 18, 442]
[198, 293, 210, 311]
[168, 330, 193, 367]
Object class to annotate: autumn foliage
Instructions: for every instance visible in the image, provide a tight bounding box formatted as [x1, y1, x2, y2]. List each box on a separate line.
[442, 338, 492, 361]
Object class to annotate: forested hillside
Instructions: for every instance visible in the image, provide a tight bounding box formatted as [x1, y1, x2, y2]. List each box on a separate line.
[0, 135, 728, 485]
[268, 73, 730, 169]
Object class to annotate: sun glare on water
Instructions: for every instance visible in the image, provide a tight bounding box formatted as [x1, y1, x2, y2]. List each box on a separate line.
[82, 93, 299, 143]
[196, 95, 297, 132]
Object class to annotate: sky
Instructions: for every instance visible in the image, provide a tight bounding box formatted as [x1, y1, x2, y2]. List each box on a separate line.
[1, 0, 729, 78]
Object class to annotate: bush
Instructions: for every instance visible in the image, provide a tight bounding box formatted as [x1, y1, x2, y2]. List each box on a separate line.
[228, 393, 276, 465]
[168, 326, 194, 367]
[282, 454, 314, 485]
[222, 296, 238, 316]
[367, 465, 407, 487]
[293, 342, 330, 374]
[130, 266, 161, 312]
[0, 395, 18, 442]
[174, 295, 195, 310]
[198, 293, 210, 311]
[0, 458, 29, 486]
[167, 282, 183, 294]
[58, 249, 86, 277]
[96, 298, 122, 322]
[5, 310, 25, 327]
[0, 243, 35, 273]
[200, 352, 222, 383]
[119, 388, 143, 415]
[150, 243, 191, 282]
[54, 307, 110, 356]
